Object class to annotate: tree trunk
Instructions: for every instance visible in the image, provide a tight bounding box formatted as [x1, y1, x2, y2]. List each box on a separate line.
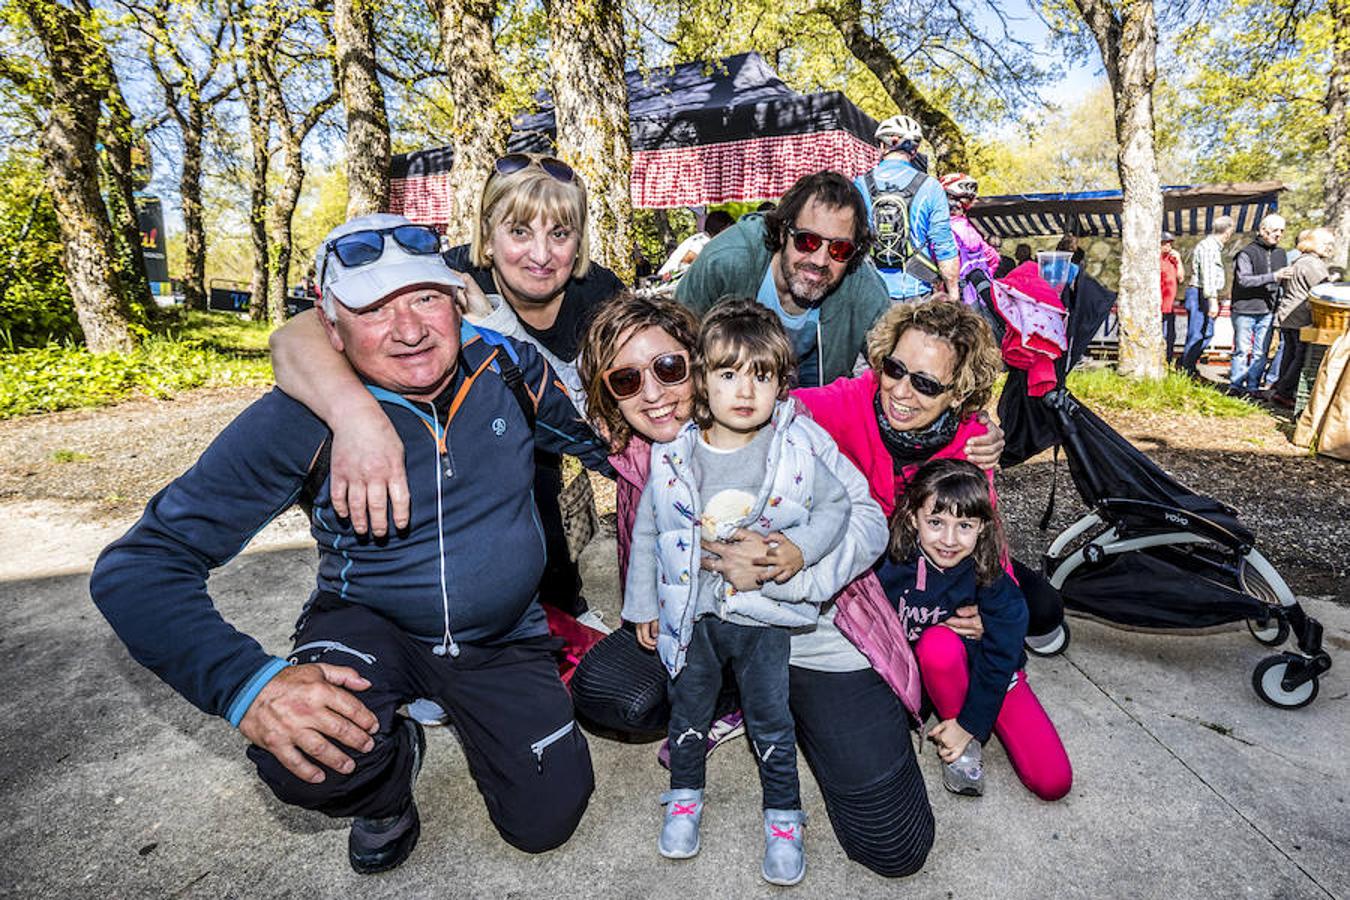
[180, 110, 208, 311]
[428, 0, 509, 244]
[22, 0, 134, 353]
[544, 0, 633, 281]
[1074, 0, 1165, 379]
[333, 0, 390, 217]
[1326, 0, 1350, 272]
[653, 207, 675, 257]
[253, 23, 336, 324]
[240, 50, 270, 321]
[100, 78, 153, 315]
[825, 0, 968, 172]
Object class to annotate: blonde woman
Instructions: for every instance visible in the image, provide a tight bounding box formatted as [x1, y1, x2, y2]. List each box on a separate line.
[1271, 227, 1337, 407]
[271, 154, 624, 624]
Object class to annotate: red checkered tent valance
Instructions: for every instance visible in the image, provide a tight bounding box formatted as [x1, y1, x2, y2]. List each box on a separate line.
[631, 131, 880, 209]
[388, 52, 884, 218]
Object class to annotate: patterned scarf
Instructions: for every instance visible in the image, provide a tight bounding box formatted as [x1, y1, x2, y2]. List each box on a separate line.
[873, 391, 960, 472]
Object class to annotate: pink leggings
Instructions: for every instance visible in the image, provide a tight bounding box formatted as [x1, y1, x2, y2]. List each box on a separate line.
[915, 625, 1072, 801]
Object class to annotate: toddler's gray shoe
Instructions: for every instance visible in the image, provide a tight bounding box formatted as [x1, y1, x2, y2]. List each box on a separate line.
[761, 808, 806, 886]
[658, 788, 704, 859]
[942, 738, 984, 796]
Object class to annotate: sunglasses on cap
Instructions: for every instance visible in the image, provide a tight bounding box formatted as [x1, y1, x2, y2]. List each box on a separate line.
[494, 153, 575, 183]
[602, 350, 690, 400]
[880, 355, 953, 398]
[319, 224, 442, 286]
[786, 225, 858, 263]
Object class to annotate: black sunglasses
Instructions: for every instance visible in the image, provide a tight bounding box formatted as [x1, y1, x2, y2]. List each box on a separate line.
[787, 225, 858, 263]
[880, 356, 952, 398]
[602, 351, 690, 400]
[494, 153, 575, 183]
[320, 225, 441, 286]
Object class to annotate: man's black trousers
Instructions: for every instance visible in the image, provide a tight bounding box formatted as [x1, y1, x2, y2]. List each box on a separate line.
[247, 597, 593, 853]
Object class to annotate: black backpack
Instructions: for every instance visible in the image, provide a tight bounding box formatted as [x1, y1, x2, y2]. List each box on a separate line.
[864, 169, 940, 284]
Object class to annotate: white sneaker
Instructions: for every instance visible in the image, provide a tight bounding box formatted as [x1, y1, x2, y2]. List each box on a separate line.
[658, 788, 704, 859]
[576, 608, 612, 634]
[942, 739, 984, 796]
[405, 698, 448, 726]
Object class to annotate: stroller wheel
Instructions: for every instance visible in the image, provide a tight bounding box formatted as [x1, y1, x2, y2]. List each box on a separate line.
[1246, 616, 1290, 647]
[1025, 621, 1071, 657]
[1251, 656, 1319, 710]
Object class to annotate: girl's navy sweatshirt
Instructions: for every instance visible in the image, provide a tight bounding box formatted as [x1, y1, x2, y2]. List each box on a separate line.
[874, 551, 1028, 741]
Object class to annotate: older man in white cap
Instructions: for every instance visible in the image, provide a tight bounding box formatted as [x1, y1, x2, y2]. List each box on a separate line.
[92, 214, 610, 875]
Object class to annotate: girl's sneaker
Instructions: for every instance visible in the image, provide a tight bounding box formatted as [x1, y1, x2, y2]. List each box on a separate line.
[658, 788, 704, 859]
[942, 739, 984, 796]
[761, 808, 807, 886]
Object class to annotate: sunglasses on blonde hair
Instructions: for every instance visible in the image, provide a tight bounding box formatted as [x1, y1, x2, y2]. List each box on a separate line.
[602, 350, 690, 400]
[493, 153, 575, 184]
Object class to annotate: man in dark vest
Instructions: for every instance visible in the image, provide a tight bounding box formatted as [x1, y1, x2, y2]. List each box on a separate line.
[1229, 214, 1292, 395]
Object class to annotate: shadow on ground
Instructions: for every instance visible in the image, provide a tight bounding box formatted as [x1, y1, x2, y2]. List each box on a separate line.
[1, 535, 1347, 899]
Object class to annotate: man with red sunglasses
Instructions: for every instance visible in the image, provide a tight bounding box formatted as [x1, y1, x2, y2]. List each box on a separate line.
[676, 171, 890, 389]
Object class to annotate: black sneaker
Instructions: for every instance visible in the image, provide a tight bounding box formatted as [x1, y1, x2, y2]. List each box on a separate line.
[348, 718, 425, 874]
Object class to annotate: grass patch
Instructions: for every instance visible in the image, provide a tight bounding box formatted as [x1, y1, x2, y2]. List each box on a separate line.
[1, 310, 274, 419]
[1062, 367, 1260, 418]
[51, 448, 90, 463]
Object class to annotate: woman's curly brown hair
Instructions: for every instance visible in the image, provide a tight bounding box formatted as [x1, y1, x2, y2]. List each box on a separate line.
[864, 300, 1002, 420]
[576, 291, 700, 453]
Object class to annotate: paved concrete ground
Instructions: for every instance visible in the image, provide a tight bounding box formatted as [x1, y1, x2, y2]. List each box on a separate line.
[2, 521, 1346, 899]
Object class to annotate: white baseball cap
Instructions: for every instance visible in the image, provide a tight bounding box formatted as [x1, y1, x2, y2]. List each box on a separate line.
[316, 213, 463, 310]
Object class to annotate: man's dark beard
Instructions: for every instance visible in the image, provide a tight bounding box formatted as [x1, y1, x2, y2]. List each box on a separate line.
[782, 258, 835, 309]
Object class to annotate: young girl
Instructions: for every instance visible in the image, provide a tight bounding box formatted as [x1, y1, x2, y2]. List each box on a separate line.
[876, 458, 1072, 801]
[623, 298, 880, 886]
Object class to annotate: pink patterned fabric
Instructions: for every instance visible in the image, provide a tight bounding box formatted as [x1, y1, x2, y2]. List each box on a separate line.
[992, 263, 1069, 398]
[630, 132, 880, 209]
[388, 173, 455, 225]
[389, 133, 880, 219]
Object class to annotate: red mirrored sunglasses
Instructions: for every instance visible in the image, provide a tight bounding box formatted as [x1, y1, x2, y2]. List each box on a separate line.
[602, 350, 690, 400]
[787, 225, 858, 263]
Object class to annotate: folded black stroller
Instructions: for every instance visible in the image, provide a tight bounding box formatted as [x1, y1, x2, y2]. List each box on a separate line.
[992, 275, 1332, 709]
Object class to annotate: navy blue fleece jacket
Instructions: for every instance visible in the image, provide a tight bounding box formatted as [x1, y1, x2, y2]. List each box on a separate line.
[874, 551, 1028, 742]
[90, 329, 610, 727]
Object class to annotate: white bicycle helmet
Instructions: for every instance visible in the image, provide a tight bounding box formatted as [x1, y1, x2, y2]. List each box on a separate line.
[940, 172, 979, 200]
[875, 114, 923, 146]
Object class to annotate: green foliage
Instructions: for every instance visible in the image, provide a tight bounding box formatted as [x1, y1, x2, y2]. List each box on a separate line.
[0, 149, 78, 346]
[1172, 0, 1332, 234]
[0, 309, 273, 418]
[1064, 367, 1260, 418]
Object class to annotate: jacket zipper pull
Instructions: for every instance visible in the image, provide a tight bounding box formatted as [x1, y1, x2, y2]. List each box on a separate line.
[442, 450, 452, 479]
